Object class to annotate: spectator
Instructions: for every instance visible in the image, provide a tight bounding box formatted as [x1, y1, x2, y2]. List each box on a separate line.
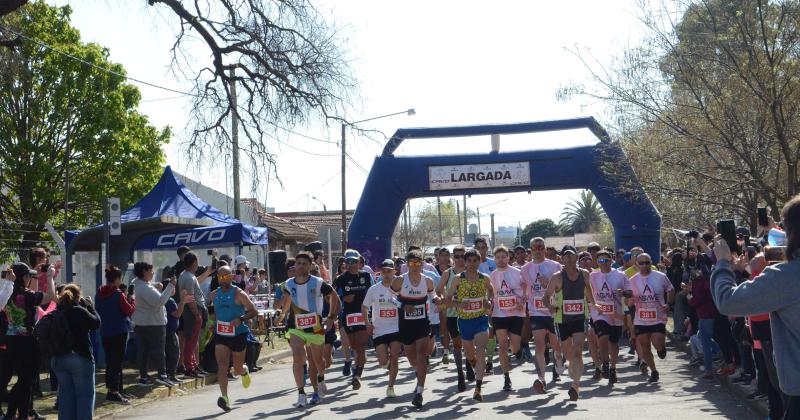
[163, 279, 193, 384]
[1, 263, 54, 420]
[177, 252, 213, 378]
[131, 262, 175, 387]
[686, 264, 717, 379]
[314, 251, 330, 282]
[711, 193, 800, 419]
[50, 284, 101, 420]
[255, 269, 270, 294]
[172, 246, 192, 281]
[667, 251, 687, 338]
[96, 266, 135, 404]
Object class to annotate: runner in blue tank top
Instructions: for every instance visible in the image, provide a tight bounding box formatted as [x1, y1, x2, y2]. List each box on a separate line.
[208, 266, 258, 412]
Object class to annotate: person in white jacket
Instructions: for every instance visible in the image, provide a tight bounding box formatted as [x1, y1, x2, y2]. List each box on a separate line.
[131, 261, 176, 387]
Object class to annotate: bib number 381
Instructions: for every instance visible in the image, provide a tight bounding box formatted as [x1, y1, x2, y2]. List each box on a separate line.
[638, 309, 657, 320]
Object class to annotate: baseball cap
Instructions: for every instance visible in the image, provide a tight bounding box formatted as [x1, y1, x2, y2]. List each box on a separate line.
[11, 262, 37, 279]
[560, 245, 577, 256]
[596, 249, 613, 258]
[622, 252, 632, 262]
[380, 259, 395, 269]
[587, 242, 601, 251]
[344, 249, 361, 262]
[234, 255, 249, 266]
[513, 245, 526, 252]
[578, 251, 592, 261]
[736, 226, 751, 237]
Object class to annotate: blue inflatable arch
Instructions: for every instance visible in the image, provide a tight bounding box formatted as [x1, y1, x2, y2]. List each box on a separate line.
[348, 117, 661, 266]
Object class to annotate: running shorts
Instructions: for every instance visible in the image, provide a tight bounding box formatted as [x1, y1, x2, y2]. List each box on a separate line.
[557, 319, 586, 342]
[491, 316, 523, 336]
[214, 333, 247, 352]
[373, 332, 401, 347]
[457, 316, 489, 341]
[530, 316, 555, 334]
[634, 323, 666, 336]
[399, 319, 430, 345]
[593, 320, 623, 344]
[286, 328, 325, 346]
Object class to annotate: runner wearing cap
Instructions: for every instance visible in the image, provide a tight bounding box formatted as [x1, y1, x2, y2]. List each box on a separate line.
[362, 259, 402, 398]
[589, 250, 631, 384]
[521, 237, 564, 393]
[626, 253, 674, 383]
[436, 244, 471, 391]
[390, 249, 439, 407]
[277, 252, 341, 408]
[332, 249, 372, 390]
[543, 245, 595, 401]
[489, 245, 526, 392]
[445, 248, 493, 402]
[579, 251, 602, 380]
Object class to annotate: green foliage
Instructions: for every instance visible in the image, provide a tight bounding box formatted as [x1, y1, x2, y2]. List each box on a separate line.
[0, 1, 169, 258]
[559, 190, 606, 234]
[519, 218, 560, 246]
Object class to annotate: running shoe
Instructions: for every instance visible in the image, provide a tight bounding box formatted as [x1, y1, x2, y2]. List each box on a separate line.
[657, 348, 667, 359]
[442, 353, 450, 365]
[473, 389, 483, 402]
[137, 377, 154, 386]
[106, 392, 130, 405]
[412, 392, 424, 407]
[241, 371, 251, 389]
[168, 375, 183, 384]
[457, 375, 467, 392]
[568, 386, 579, 401]
[342, 360, 352, 377]
[217, 395, 232, 412]
[293, 393, 307, 408]
[609, 368, 618, 384]
[533, 378, 546, 394]
[522, 346, 534, 362]
[155, 375, 174, 387]
[593, 367, 602, 380]
[318, 380, 327, 398]
[309, 392, 321, 405]
[602, 362, 610, 379]
[648, 370, 660, 383]
[386, 387, 396, 398]
[502, 376, 512, 392]
[352, 375, 361, 390]
[698, 372, 714, 380]
[485, 361, 493, 375]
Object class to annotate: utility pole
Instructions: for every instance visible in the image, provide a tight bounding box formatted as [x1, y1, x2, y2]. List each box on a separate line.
[437, 196, 443, 245]
[490, 213, 496, 248]
[341, 123, 347, 253]
[456, 200, 463, 242]
[63, 110, 72, 233]
[462, 195, 468, 240]
[230, 68, 241, 220]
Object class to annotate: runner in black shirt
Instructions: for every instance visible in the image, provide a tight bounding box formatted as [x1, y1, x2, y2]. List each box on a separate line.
[332, 249, 372, 390]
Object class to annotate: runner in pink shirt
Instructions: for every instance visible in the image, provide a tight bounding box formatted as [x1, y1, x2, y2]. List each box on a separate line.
[588, 250, 631, 385]
[626, 253, 674, 383]
[489, 246, 526, 392]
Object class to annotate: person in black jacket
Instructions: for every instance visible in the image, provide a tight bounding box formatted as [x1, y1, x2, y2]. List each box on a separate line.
[50, 284, 101, 420]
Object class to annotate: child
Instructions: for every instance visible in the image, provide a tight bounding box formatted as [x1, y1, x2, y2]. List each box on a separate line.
[164, 282, 194, 383]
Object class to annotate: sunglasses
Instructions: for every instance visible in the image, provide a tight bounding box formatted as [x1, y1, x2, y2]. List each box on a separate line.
[408, 260, 421, 267]
[638, 261, 652, 266]
[453, 254, 465, 259]
[597, 258, 610, 264]
[345, 259, 359, 265]
[218, 274, 232, 281]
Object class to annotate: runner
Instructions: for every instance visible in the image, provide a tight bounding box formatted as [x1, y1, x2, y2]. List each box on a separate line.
[489, 245, 526, 392]
[362, 259, 402, 398]
[626, 253, 674, 383]
[390, 249, 439, 407]
[543, 245, 595, 401]
[208, 266, 259, 412]
[332, 249, 372, 390]
[435, 245, 470, 391]
[579, 251, 603, 379]
[445, 249, 493, 402]
[277, 252, 341, 409]
[473, 238, 497, 374]
[434, 248, 452, 365]
[521, 237, 564, 393]
[588, 249, 631, 385]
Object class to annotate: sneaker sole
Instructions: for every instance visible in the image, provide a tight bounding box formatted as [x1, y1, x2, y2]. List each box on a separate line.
[533, 381, 545, 394]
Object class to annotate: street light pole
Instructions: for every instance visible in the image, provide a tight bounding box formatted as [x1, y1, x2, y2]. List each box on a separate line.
[340, 108, 415, 254]
[311, 196, 327, 212]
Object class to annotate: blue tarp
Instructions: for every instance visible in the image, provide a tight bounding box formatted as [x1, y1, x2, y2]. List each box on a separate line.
[65, 166, 268, 250]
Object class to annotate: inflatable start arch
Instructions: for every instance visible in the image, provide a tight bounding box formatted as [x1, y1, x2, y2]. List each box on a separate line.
[348, 117, 661, 266]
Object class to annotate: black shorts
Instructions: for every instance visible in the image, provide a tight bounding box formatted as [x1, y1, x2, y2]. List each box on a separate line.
[446, 317, 460, 338]
[530, 316, 555, 334]
[374, 332, 401, 347]
[324, 326, 337, 345]
[634, 323, 667, 336]
[593, 320, 623, 344]
[399, 319, 430, 345]
[430, 323, 441, 338]
[557, 319, 586, 342]
[491, 316, 523, 336]
[341, 312, 367, 334]
[215, 333, 247, 352]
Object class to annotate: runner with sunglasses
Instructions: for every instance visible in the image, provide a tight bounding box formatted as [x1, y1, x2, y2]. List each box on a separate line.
[332, 249, 372, 391]
[588, 250, 632, 385]
[626, 253, 674, 383]
[489, 245, 526, 392]
[436, 245, 471, 391]
[521, 237, 564, 393]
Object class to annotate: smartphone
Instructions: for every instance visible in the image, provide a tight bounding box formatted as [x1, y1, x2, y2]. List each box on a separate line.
[743, 234, 751, 248]
[716, 219, 740, 254]
[758, 207, 768, 227]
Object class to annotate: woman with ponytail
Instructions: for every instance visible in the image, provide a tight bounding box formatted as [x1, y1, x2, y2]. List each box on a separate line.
[96, 265, 136, 404]
[50, 283, 101, 420]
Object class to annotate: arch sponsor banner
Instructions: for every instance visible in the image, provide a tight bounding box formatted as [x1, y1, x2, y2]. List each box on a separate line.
[428, 162, 530, 191]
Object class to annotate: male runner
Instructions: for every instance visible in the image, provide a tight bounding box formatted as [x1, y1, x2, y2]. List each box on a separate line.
[436, 245, 470, 391]
[627, 253, 674, 383]
[390, 249, 438, 407]
[543, 245, 595, 401]
[512, 245, 528, 268]
[434, 248, 452, 364]
[332, 249, 372, 390]
[579, 251, 602, 378]
[445, 249, 493, 402]
[589, 250, 631, 384]
[489, 246, 526, 392]
[362, 259, 402, 398]
[521, 237, 564, 393]
[473, 238, 497, 373]
[277, 252, 341, 408]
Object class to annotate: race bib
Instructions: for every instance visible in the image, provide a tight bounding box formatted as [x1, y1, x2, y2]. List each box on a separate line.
[216, 320, 235, 337]
[346, 313, 365, 327]
[463, 298, 483, 314]
[598, 303, 615, 314]
[405, 304, 426, 320]
[379, 308, 398, 319]
[638, 309, 658, 320]
[296, 313, 319, 329]
[563, 300, 584, 315]
[534, 298, 546, 310]
[498, 296, 516, 309]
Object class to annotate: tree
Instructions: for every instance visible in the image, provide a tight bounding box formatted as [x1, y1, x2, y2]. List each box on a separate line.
[519, 219, 561, 246]
[559, 190, 606, 234]
[0, 2, 169, 258]
[393, 199, 475, 253]
[562, 0, 800, 230]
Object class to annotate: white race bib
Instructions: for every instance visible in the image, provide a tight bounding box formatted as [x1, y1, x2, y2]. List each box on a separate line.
[637, 308, 658, 321]
[295, 313, 319, 329]
[498, 296, 516, 309]
[463, 298, 483, 314]
[404, 304, 426, 320]
[346, 313, 365, 327]
[597, 302, 615, 314]
[533, 298, 546, 310]
[378, 308, 398, 319]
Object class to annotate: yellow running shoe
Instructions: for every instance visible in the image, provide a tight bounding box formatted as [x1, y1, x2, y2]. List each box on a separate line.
[242, 371, 251, 389]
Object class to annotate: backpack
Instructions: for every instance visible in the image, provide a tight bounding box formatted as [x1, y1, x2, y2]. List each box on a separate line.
[34, 307, 75, 358]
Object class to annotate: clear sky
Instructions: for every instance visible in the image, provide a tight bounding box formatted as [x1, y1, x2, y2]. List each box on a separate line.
[50, 0, 647, 231]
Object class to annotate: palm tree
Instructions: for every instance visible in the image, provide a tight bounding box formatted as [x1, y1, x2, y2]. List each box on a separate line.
[559, 190, 606, 234]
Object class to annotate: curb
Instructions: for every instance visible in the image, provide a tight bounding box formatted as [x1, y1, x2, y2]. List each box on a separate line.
[96, 349, 293, 419]
[668, 334, 768, 418]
